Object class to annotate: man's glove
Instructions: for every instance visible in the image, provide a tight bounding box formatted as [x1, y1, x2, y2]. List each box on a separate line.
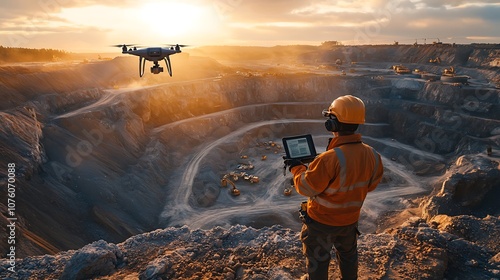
[283, 158, 304, 171]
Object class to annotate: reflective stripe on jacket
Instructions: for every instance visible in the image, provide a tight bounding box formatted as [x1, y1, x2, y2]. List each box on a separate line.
[291, 133, 383, 226]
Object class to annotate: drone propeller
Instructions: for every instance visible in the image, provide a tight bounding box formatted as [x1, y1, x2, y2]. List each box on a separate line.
[110, 44, 142, 48]
[165, 44, 190, 48]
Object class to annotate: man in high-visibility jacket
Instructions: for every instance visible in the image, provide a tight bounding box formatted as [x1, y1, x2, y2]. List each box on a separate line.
[286, 95, 384, 280]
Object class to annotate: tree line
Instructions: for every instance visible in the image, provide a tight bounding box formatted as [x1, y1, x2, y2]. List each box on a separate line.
[0, 46, 69, 63]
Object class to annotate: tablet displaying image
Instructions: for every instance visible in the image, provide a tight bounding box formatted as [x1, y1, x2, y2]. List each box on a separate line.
[282, 134, 317, 162]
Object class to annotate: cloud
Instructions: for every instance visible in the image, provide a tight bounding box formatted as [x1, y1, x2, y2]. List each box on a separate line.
[346, 3, 500, 44]
[0, 0, 139, 49]
[0, 0, 499, 50]
[416, 0, 500, 8]
[209, 0, 305, 22]
[220, 0, 500, 45]
[0, 0, 141, 23]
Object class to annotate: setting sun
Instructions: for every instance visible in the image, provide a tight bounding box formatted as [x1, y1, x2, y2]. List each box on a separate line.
[50, 1, 223, 51]
[139, 2, 205, 37]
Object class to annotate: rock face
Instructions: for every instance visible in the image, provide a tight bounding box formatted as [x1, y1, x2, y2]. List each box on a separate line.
[2, 220, 499, 280]
[421, 154, 500, 220]
[418, 152, 500, 279]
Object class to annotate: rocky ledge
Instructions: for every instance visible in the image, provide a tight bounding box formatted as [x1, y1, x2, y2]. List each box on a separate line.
[1, 216, 499, 280]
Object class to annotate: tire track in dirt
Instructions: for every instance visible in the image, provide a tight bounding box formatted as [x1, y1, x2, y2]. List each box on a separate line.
[161, 119, 323, 229]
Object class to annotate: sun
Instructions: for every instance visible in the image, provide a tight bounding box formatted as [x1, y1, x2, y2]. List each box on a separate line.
[139, 2, 204, 38]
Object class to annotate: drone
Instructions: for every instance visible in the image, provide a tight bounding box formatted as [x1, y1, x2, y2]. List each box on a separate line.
[112, 44, 188, 77]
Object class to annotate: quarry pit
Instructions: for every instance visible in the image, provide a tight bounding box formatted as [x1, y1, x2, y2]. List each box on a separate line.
[0, 44, 499, 269]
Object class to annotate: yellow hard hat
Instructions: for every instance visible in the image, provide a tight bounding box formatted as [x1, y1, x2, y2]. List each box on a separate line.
[327, 95, 365, 124]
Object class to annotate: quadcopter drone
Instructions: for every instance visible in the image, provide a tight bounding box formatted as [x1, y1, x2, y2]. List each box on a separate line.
[112, 44, 188, 77]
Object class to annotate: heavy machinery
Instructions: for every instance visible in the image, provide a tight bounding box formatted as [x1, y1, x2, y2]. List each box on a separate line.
[221, 175, 240, 196]
[220, 167, 260, 197]
[441, 66, 469, 84]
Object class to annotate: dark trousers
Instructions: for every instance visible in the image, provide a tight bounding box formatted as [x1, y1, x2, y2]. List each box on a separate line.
[300, 221, 359, 280]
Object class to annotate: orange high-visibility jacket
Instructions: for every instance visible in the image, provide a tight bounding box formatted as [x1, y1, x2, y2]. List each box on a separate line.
[291, 133, 383, 226]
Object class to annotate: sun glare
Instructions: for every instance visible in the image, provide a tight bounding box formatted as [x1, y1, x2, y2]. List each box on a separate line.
[56, 1, 222, 50]
[139, 2, 204, 38]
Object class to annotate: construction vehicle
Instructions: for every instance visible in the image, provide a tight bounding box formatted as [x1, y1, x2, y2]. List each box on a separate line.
[415, 38, 441, 45]
[430, 38, 442, 44]
[392, 64, 411, 74]
[429, 57, 441, 63]
[231, 188, 240, 196]
[221, 175, 240, 196]
[283, 188, 292, 196]
[443, 66, 455, 75]
[220, 163, 260, 197]
[283, 178, 293, 196]
[441, 66, 469, 84]
[237, 163, 254, 170]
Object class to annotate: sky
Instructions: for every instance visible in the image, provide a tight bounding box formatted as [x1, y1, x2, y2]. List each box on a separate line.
[0, 0, 499, 52]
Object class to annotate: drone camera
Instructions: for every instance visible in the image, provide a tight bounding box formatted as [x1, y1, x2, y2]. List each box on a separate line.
[151, 66, 164, 74]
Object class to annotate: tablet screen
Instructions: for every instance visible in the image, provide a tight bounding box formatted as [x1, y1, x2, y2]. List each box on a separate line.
[282, 134, 317, 161]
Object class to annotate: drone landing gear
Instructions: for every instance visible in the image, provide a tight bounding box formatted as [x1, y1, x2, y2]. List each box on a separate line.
[137, 56, 173, 77]
[164, 56, 173, 77]
[139, 56, 146, 77]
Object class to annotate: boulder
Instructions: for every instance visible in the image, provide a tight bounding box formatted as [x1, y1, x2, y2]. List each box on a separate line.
[421, 154, 500, 220]
[60, 240, 122, 280]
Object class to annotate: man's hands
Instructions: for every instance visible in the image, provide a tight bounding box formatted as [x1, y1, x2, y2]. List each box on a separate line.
[283, 158, 305, 171]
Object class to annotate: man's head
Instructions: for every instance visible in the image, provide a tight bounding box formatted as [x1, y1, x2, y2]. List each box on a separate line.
[323, 95, 365, 134]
